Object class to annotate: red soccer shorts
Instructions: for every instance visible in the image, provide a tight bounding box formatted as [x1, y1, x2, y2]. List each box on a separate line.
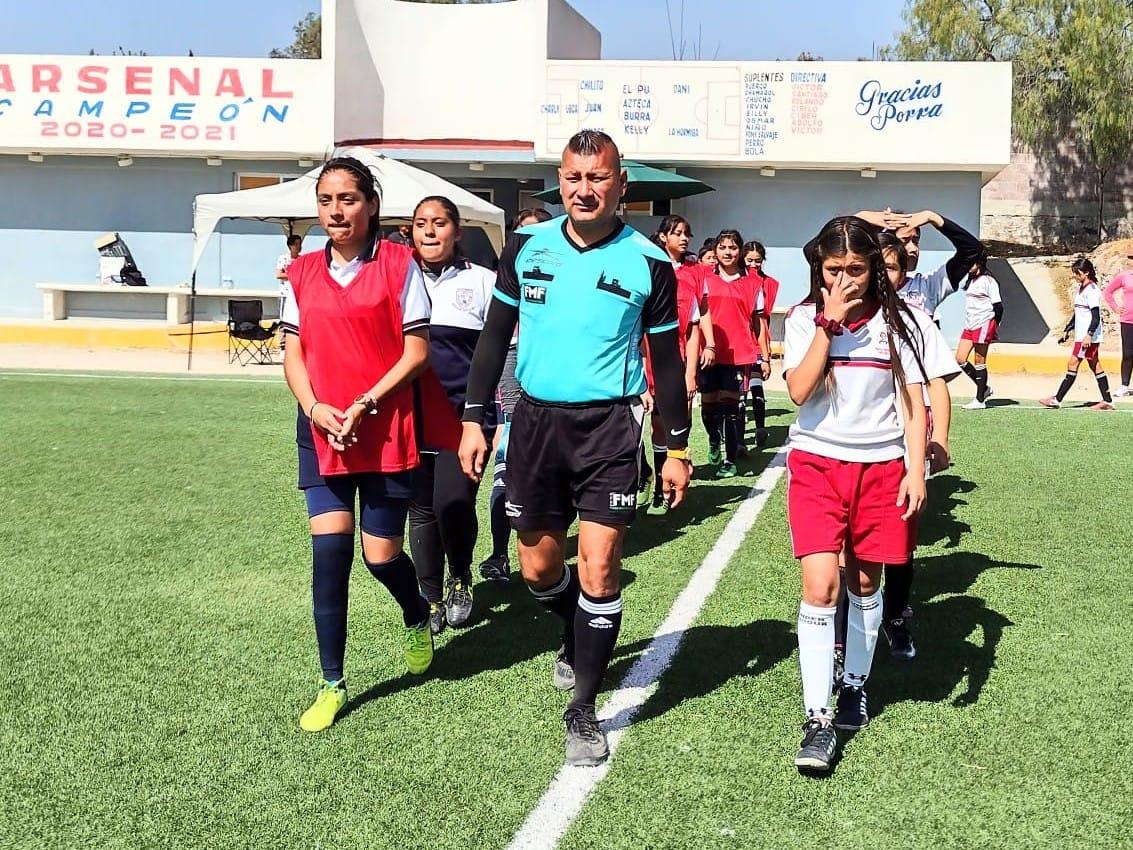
[961, 320, 998, 344]
[1072, 341, 1100, 361]
[787, 449, 915, 564]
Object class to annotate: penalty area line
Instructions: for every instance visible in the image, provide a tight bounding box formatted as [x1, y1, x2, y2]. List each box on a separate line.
[506, 447, 789, 850]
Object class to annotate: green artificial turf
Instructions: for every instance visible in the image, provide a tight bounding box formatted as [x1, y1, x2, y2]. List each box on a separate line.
[0, 372, 1129, 849]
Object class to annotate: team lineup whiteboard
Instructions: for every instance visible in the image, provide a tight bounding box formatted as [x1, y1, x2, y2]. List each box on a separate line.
[537, 61, 1012, 171]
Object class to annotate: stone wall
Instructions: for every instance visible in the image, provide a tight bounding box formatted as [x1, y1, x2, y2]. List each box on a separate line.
[980, 141, 1133, 249]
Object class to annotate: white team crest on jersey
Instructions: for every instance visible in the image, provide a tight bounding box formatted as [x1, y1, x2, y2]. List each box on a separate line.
[874, 326, 890, 356]
[454, 287, 477, 313]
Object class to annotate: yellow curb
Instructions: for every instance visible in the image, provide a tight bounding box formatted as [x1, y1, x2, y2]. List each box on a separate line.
[0, 322, 232, 352]
[985, 351, 1122, 377]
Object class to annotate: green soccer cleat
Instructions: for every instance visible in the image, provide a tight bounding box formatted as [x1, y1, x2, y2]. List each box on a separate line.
[405, 620, 435, 675]
[707, 443, 723, 466]
[715, 461, 738, 479]
[299, 679, 348, 733]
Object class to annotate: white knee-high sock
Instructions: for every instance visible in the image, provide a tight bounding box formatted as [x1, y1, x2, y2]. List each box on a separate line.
[798, 602, 837, 719]
[844, 590, 883, 688]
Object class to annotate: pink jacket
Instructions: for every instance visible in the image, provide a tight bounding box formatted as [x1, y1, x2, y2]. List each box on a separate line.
[1103, 270, 1133, 324]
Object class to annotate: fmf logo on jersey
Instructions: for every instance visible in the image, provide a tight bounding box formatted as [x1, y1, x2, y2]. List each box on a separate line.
[524, 284, 547, 304]
[609, 492, 635, 511]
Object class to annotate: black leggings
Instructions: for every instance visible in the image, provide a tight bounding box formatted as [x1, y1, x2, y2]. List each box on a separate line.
[409, 450, 480, 603]
[1121, 322, 1133, 387]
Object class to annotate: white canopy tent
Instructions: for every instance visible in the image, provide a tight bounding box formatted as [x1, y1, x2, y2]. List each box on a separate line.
[190, 146, 507, 272]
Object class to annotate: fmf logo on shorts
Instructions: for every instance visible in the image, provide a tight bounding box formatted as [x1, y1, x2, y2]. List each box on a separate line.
[524, 284, 547, 304]
[609, 492, 635, 511]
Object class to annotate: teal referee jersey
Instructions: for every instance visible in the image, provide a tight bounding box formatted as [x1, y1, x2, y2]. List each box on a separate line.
[494, 216, 679, 404]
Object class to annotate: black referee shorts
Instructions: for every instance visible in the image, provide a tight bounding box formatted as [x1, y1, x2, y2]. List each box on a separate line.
[505, 393, 644, 532]
[697, 363, 746, 394]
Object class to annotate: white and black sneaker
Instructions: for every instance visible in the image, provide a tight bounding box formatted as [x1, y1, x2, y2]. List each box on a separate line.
[834, 685, 870, 731]
[564, 706, 608, 765]
[552, 645, 575, 691]
[883, 617, 917, 661]
[794, 718, 837, 771]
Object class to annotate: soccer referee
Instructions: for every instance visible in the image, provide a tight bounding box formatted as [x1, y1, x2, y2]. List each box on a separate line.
[459, 130, 692, 765]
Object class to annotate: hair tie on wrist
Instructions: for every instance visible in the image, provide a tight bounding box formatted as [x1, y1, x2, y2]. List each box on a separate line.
[814, 314, 844, 336]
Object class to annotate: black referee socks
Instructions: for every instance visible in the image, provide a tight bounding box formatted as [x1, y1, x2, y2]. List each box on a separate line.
[570, 590, 624, 710]
[365, 550, 429, 628]
[311, 533, 354, 682]
[531, 564, 581, 658]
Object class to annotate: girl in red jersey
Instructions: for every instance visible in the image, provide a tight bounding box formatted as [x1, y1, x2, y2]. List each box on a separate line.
[699, 229, 770, 478]
[742, 239, 779, 447]
[784, 217, 928, 772]
[643, 215, 717, 507]
[279, 156, 448, 732]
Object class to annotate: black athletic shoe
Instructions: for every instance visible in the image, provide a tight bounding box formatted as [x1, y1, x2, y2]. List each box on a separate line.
[883, 617, 917, 661]
[428, 602, 446, 636]
[479, 554, 511, 583]
[651, 485, 666, 510]
[564, 705, 608, 765]
[833, 647, 845, 691]
[755, 427, 770, 448]
[794, 718, 837, 771]
[553, 645, 575, 691]
[834, 685, 869, 731]
[444, 576, 474, 628]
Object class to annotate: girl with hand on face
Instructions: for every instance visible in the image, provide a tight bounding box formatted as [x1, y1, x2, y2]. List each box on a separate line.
[409, 196, 497, 634]
[783, 217, 929, 773]
[699, 230, 769, 478]
[279, 156, 440, 733]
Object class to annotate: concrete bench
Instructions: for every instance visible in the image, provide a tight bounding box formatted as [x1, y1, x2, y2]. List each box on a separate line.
[36, 284, 282, 325]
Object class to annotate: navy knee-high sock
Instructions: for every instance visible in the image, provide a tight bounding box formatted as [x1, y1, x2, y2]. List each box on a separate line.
[722, 406, 740, 462]
[973, 364, 989, 402]
[961, 362, 978, 387]
[1055, 370, 1078, 402]
[1096, 372, 1112, 403]
[311, 533, 353, 682]
[489, 471, 510, 559]
[364, 550, 428, 628]
[569, 589, 624, 710]
[701, 401, 723, 447]
[834, 578, 848, 652]
[883, 563, 914, 621]
[751, 383, 767, 430]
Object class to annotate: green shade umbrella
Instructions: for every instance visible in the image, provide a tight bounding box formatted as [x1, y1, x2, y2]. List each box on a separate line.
[531, 161, 714, 204]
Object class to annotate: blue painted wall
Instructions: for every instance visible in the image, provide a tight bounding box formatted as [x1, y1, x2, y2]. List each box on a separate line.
[0, 155, 314, 318]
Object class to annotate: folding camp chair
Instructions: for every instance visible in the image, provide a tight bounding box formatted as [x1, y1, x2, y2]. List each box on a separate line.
[227, 299, 279, 365]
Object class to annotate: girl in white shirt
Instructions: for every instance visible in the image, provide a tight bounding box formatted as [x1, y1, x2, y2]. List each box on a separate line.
[956, 254, 1003, 409]
[783, 216, 929, 772]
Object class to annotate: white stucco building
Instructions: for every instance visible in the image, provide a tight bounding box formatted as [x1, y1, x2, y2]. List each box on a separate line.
[0, 0, 1012, 337]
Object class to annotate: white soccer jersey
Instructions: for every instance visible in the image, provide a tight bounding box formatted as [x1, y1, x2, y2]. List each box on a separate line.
[279, 245, 431, 334]
[1073, 282, 1104, 344]
[964, 274, 1001, 329]
[783, 302, 927, 463]
[899, 264, 956, 317]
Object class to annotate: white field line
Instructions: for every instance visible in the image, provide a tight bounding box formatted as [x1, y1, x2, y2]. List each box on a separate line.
[506, 448, 789, 850]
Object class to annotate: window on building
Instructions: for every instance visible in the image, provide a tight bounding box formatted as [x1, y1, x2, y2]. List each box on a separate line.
[235, 173, 299, 191]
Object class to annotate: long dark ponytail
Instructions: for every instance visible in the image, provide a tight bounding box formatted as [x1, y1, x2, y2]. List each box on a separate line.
[808, 216, 927, 393]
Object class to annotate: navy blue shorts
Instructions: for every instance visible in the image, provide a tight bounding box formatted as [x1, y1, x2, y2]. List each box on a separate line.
[296, 409, 413, 539]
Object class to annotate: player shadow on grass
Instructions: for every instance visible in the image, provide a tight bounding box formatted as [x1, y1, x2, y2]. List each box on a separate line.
[918, 473, 978, 549]
[342, 572, 634, 716]
[868, 550, 1040, 718]
[599, 619, 797, 731]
